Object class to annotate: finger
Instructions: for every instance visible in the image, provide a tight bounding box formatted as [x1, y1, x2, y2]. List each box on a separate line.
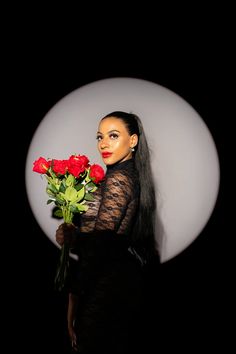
[72, 340, 78, 351]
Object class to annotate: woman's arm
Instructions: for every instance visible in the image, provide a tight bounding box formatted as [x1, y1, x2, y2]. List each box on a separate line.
[94, 170, 133, 231]
[55, 171, 134, 244]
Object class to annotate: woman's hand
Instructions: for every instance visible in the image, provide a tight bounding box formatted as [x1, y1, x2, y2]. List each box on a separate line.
[68, 324, 78, 352]
[68, 293, 79, 351]
[55, 223, 77, 247]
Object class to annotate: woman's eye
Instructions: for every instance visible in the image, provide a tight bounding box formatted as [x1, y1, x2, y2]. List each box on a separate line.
[110, 133, 119, 139]
[96, 136, 102, 141]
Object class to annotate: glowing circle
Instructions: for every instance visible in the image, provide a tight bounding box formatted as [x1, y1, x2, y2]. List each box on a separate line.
[25, 77, 220, 262]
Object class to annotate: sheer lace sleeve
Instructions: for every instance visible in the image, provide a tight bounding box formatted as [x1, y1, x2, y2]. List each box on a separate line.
[69, 163, 140, 294]
[94, 170, 137, 233]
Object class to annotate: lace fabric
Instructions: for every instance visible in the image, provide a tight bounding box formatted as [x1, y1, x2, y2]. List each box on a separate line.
[79, 159, 140, 239]
[68, 159, 150, 354]
[68, 160, 158, 353]
[70, 159, 142, 293]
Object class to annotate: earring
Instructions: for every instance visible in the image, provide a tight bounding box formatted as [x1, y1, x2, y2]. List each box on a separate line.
[131, 147, 135, 152]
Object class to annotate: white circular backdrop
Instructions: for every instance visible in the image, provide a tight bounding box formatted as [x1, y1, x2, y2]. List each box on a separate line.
[25, 77, 220, 262]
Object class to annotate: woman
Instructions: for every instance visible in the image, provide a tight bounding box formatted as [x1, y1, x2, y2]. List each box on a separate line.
[56, 111, 161, 353]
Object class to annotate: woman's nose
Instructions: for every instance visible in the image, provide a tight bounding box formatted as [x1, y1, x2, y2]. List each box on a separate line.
[100, 138, 109, 149]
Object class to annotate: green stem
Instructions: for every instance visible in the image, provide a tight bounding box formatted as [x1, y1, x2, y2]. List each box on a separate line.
[54, 206, 73, 291]
[54, 242, 70, 291]
[61, 206, 73, 223]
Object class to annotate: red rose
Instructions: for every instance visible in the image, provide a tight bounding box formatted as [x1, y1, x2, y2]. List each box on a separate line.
[89, 164, 105, 184]
[68, 154, 90, 177]
[32, 157, 50, 174]
[51, 159, 68, 175]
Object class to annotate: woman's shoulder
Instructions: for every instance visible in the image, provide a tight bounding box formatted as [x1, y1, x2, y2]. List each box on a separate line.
[106, 159, 138, 182]
[105, 168, 138, 191]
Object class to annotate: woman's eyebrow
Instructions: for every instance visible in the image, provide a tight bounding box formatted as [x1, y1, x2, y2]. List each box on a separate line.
[97, 129, 121, 134]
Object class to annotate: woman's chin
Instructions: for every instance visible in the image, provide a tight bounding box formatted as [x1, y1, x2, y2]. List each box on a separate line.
[101, 156, 116, 165]
[104, 161, 114, 166]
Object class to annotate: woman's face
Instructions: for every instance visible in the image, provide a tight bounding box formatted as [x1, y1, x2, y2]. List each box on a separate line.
[97, 117, 137, 165]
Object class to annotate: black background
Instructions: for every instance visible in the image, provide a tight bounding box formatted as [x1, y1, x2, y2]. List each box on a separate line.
[7, 17, 229, 353]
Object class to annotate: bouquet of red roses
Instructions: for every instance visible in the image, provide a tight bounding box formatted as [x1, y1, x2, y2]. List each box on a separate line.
[33, 154, 105, 291]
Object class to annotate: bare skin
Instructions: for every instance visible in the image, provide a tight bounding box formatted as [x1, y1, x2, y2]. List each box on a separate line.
[55, 223, 76, 246]
[96, 117, 138, 165]
[68, 293, 79, 351]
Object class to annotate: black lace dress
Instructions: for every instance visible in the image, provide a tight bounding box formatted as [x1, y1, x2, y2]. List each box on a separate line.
[69, 159, 149, 354]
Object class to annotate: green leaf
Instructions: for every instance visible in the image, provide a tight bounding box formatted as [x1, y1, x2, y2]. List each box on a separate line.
[46, 189, 56, 197]
[86, 181, 97, 192]
[54, 209, 63, 218]
[84, 193, 94, 201]
[59, 182, 66, 193]
[90, 186, 97, 192]
[45, 175, 53, 184]
[55, 196, 65, 205]
[75, 183, 84, 191]
[86, 181, 96, 190]
[66, 174, 75, 187]
[77, 204, 89, 212]
[64, 186, 77, 201]
[47, 183, 58, 194]
[48, 166, 57, 179]
[84, 171, 92, 183]
[76, 186, 85, 202]
[47, 199, 55, 204]
[74, 203, 89, 212]
[69, 204, 78, 213]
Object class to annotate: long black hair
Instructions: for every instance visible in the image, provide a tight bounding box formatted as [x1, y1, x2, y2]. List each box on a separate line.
[102, 111, 162, 262]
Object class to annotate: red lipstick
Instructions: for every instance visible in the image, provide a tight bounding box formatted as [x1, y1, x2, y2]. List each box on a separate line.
[102, 152, 112, 158]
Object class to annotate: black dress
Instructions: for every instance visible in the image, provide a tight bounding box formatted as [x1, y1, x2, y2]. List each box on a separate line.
[69, 159, 152, 354]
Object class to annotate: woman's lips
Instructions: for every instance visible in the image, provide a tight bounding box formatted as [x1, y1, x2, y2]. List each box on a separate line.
[102, 152, 112, 158]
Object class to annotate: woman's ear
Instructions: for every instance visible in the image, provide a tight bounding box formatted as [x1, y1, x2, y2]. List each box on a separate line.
[130, 134, 138, 149]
